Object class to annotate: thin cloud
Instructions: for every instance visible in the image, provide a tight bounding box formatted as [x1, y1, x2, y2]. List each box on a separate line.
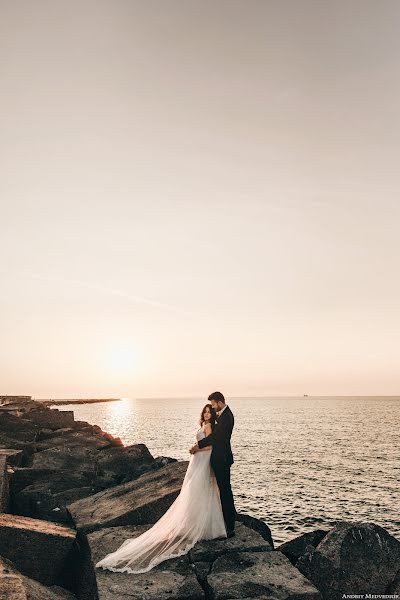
[2, 270, 190, 315]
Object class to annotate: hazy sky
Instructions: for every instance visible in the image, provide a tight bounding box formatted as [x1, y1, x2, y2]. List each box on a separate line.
[1, 1, 399, 398]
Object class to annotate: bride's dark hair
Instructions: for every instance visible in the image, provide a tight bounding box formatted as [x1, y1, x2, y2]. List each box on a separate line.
[199, 403, 217, 431]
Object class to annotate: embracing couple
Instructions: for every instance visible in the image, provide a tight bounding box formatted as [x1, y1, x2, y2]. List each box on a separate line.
[96, 391, 236, 574]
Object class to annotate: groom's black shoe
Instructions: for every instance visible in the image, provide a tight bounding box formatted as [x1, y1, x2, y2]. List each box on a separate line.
[226, 530, 235, 538]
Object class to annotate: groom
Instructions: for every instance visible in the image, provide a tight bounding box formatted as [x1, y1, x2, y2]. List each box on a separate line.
[190, 391, 236, 537]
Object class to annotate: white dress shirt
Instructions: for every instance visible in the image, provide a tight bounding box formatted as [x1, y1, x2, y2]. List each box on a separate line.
[217, 404, 228, 417]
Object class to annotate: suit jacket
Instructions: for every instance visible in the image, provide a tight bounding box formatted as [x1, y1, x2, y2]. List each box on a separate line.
[197, 405, 234, 466]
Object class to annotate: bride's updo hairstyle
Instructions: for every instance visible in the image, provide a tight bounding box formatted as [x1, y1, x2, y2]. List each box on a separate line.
[199, 403, 217, 431]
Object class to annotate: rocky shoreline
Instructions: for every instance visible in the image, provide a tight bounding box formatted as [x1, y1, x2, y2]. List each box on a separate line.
[0, 396, 399, 599]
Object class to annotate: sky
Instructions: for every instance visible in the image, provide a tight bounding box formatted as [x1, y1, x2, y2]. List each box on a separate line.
[1, 0, 399, 399]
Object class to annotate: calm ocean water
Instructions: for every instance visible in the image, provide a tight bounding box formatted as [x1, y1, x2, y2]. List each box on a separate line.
[53, 396, 400, 545]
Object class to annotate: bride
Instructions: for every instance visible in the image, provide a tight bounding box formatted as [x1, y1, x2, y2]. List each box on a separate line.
[95, 403, 227, 574]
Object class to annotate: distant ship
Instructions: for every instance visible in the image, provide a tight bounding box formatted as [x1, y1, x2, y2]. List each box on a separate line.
[303, 394, 308, 397]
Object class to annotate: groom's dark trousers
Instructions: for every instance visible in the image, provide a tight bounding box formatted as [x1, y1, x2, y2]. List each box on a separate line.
[197, 406, 236, 532]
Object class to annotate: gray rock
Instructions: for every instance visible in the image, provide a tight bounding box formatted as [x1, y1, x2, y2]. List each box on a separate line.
[97, 443, 154, 484]
[31, 446, 99, 472]
[296, 521, 400, 599]
[23, 409, 75, 430]
[71, 421, 123, 447]
[10, 467, 95, 496]
[190, 522, 272, 564]
[0, 556, 76, 600]
[0, 456, 9, 512]
[0, 448, 25, 467]
[0, 513, 76, 586]
[37, 427, 76, 440]
[387, 568, 400, 594]
[12, 482, 97, 524]
[72, 420, 101, 432]
[88, 524, 204, 600]
[98, 431, 124, 447]
[0, 431, 35, 467]
[277, 528, 329, 565]
[152, 456, 178, 468]
[0, 412, 40, 441]
[63, 529, 99, 600]
[67, 461, 188, 534]
[45, 425, 124, 447]
[236, 512, 275, 548]
[34, 430, 111, 451]
[208, 550, 321, 599]
[10, 466, 105, 523]
[189, 522, 273, 591]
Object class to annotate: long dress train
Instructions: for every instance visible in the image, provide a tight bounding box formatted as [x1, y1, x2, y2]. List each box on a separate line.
[95, 426, 227, 574]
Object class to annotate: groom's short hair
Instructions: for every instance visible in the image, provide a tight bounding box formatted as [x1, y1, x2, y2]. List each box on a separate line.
[208, 391, 225, 404]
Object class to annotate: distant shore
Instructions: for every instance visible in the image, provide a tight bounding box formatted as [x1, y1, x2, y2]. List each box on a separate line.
[39, 398, 122, 406]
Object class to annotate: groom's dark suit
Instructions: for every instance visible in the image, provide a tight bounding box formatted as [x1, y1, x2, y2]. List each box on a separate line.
[197, 405, 236, 532]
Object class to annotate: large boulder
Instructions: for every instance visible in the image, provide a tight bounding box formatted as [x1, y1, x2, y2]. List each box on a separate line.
[236, 512, 274, 549]
[208, 550, 321, 599]
[34, 430, 112, 451]
[190, 522, 272, 564]
[0, 412, 40, 441]
[31, 446, 99, 472]
[72, 420, 103, 433]
[9, 467, 103, 523]
[0, 448, 25, 467]
[67, 461, 189, 534]
[88, 524, 204, 600]
[96, 444, 155, 484]
[37, 427, 75, 440]
[0, 433, 36, 464]
[71, 421, 124, 447]
[296, 521, 400, 599]
[189, 522, 272, 588]
[10, 468, 95, 496]
[11, 482, 97, 524]
[0, 556, 76, 599]
[277, 528, 329, 565]
[387, 568, 400, 594]
[22, 409, 75, 430]
[153, 456, 178, 467]
[0, 514, 76, 586]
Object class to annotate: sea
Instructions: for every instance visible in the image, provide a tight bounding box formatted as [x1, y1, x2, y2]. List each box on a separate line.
[52, 396, 400, 545]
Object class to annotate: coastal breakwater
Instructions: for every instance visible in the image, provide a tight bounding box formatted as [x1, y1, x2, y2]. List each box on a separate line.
[40, 399, 122, 407]
[0, 396, 399, 599]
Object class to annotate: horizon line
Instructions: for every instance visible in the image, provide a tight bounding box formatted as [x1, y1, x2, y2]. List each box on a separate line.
[28, 394, 400, 401]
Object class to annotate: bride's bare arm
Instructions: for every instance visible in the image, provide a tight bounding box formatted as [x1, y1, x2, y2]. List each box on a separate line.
[197, 423, 212, 451]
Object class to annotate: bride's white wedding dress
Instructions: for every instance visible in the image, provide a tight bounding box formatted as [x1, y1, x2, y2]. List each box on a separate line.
[95, 425, 227, 574]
